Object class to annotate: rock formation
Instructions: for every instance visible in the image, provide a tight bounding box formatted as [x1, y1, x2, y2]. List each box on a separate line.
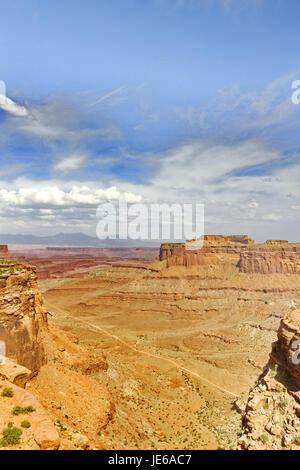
[239, 308, 300, 450]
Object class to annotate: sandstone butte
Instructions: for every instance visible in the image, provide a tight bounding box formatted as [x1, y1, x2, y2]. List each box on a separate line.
[0, 235, 300, 450]
[159, 235, 300, 274]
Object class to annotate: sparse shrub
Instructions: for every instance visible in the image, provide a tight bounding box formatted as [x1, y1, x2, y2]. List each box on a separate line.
[271, 364, 278, 378]
[263, 402, 269, 410]
[295, 436, 300, 445]
[0, 260, 10, 265]
[21, 421, 31, 429]
[55, 419, 66, 431]
[259, 434, 269, 444]
[0, 422, 22, 447]
[1, 387, 13, 397]
[279, 400, 288, 408]
[12, 405, 36, 416]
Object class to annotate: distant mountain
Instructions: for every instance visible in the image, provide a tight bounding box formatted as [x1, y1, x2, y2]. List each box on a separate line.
[0, 232, 160, 247]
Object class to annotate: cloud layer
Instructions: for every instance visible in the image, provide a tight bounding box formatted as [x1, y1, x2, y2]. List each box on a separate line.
[0, 70, 299, 242]
[0, 137, 298, 241]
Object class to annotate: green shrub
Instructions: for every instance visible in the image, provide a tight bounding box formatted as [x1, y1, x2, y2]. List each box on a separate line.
[271, 364, 278, 378]
[21, 421, 31, 429]
[12, 405, 36, 416]
[1, 387, 13, 398]
[259, 434, 269, 444]
[0, 422, 22, 447]
[295, 436, 300, 445]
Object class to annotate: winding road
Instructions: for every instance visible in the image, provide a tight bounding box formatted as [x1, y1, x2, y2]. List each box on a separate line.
[49, 303, 239, 399]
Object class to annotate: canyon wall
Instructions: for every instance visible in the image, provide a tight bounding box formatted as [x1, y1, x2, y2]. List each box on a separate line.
[0, 262, 47, 372]
[159, 236, 300, 274]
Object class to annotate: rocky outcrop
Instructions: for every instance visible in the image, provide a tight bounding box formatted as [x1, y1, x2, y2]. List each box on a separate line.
[238, 309, 300, 450]
[203, 235, 255, 245]
[0, 358, 32, 387]
[266, 240, 289, 246]
[0, 262, 48, 372]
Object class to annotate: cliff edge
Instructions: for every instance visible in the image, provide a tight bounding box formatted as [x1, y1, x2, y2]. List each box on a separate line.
[0, 260, 114, 450]
[0, 261, 47, 372]
[238, 308, 300, 450]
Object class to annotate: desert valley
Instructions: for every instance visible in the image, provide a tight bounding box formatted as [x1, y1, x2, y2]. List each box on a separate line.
[0, 235, 300, 450]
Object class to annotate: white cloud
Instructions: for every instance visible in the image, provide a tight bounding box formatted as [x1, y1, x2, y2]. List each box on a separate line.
[0, 183, 142, 208]
[109, 138, 299, 241]
[53, 154, 87, 173]
[2, 97, 122, 142]
[263, 214, 282, 222]
[0, 93, 28, 117]
[0, 179, 143, 236]
[176, 71, 300, 134]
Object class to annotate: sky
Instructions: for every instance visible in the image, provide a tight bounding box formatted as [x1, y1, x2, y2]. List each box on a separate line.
[0, 0, 300, 242]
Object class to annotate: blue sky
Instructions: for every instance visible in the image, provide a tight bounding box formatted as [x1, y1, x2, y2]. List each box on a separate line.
[0, 0, 300, 241]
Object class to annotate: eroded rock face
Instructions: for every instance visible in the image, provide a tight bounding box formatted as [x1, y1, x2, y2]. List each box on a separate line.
[239, 246, 300, 274]
[239, 309, 300, 450]
[0, 263, 47, 372]
[271, 309, 300, 385]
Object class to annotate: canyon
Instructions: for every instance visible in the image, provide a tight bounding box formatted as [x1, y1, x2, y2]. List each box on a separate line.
[0, 236, 300, 449]
[8, 245, 158, 280]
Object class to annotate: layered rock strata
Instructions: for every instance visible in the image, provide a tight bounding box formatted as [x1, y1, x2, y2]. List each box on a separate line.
[159, 236, 300, 274]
